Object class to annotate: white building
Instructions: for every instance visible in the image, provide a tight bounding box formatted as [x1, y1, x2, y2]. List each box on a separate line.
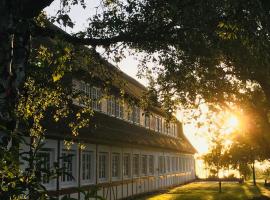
[21, 37, 196, 200]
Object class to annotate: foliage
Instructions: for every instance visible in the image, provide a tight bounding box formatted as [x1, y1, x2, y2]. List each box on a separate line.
[263, 167, 270, 182]
[0, 37, 95, 199]
[1, 0, 270, 198]
[78, 186, 105, 200]
[202, 137, 227, 178]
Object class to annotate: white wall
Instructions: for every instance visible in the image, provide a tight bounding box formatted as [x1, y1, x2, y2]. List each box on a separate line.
[20, 138, 195, 199]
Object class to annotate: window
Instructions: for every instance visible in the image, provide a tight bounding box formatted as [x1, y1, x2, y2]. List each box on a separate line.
[127, 109, 132, 122]
[180, 157, 184, 172]
[172, 157, 177, 172]
[134, 106, 140, 124]
[91, 87, 102, 111]
[82, 151, 93, 181]
[158, 156, 165, 174]
[172, 123, 177, 137]
[148, 155, 154, 175]
[175, 157, 179, 171]
[170, 123, 173, 136]
[123, 153, 130, 178]
[166, 156, 171, 173]
[145, 114, 150, 128]
[163, 122, 171, 135]
[179, 157, 182, 172]
[37, 150, 53, 185]
[183, 158, 186, 172]
[79, 82, 102, 110]
[171, 157, 174, 172]
[129, 106, 140, 124]
[185, 158, 188, 172]
[62, 150, 76, 183]
[79, 81, 86, 93]
[191, 158, 194, 171]
[107, 97, 124, 118]
[107, 97, 116, 116]
[167, 124, 171, 135]
[176, 156, 179, 171]
[163, 122, 168, 134]
[115, 99, 124, 118]
[156, 117, 162, 133]
[133, 154, 139, 177]
[112, 153, 121, 179]
[151, 115, 156, 130]
[154, 116, 159, 132]
[141, 155, 147, 175]
[99, 152, 108, 181]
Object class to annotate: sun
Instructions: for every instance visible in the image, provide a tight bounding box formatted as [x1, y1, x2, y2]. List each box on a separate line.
[227, 115, 239, 128]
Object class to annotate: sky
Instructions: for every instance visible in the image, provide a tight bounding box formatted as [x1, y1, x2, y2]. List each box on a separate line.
[44, 0, 207, 156]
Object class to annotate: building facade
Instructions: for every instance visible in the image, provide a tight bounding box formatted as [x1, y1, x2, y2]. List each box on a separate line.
[20, 48, 196, 199]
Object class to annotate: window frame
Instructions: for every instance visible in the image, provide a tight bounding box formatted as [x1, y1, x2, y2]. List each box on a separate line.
[148, 155, 154, 175]
[61, 149, 77, 187]
[141, 155, 148, 176]
[132, 154, 140, 177]
[98, 152, 109, 182]
[111, 153, 121, 180]
[123, 153, 131, 179]
[36, 148, 55, 189]
[81, 150, 94, 184]
[144, 114, 150, 128]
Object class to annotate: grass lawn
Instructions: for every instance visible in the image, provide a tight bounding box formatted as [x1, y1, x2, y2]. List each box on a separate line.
[138, 181, 270, 200]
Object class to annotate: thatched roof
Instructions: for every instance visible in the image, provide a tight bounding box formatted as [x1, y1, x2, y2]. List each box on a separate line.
[45, 111, 196, 154]
[33, 24, 196, 154]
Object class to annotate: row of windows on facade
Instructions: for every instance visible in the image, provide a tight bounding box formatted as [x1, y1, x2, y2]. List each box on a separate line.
[37, 148, 194, 186]
[78, 82, 177, 137]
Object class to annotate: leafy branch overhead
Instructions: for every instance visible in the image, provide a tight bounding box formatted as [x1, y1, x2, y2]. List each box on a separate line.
[1, 0, 270, 198]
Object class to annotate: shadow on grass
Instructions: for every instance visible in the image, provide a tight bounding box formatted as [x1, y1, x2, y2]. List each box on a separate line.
[251, 196, 270, 200]
[253, 183, 270, 200]
[141, 182, 270, 200]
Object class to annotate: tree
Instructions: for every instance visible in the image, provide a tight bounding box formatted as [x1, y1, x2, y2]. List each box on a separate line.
[2, 0, 270, 138]
[201, 113, 231, 193]
[1, 0, 270, 198]
[226, 130, 264, 185]
[263, 166, 270, 185]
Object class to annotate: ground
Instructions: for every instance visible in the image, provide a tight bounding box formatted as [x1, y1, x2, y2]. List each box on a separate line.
[138, 181, 270, 200]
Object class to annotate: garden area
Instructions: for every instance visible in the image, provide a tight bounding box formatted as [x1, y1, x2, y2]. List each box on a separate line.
[139, 181, 270, 200]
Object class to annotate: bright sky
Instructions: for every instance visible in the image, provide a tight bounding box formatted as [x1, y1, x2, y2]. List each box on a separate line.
[44, 0, 146, 84]
[44, 1, 221, 156]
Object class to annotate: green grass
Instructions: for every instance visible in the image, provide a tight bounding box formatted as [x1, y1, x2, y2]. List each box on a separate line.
[139, 181, 270, 200]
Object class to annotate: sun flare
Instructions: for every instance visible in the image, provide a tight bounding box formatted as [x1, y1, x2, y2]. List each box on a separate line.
[227, 115, 239, 129]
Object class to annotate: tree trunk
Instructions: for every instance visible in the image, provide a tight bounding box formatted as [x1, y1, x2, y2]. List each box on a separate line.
[0, 0, 54, 144]
[252, 161, 256, 186]
[0, 1, 16, 140]
[0, 0, 36, 147]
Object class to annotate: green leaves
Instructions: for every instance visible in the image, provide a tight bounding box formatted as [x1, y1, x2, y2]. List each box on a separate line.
[78, 186, 105, 200]
[217, 21, 239, 40]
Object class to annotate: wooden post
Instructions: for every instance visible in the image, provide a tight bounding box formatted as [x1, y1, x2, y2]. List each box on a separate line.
[57, 139, 60, 198]
[78, 143, 81, 199]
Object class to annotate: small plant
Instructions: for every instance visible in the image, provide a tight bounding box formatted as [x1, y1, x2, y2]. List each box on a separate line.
[78, 186, 105, 200]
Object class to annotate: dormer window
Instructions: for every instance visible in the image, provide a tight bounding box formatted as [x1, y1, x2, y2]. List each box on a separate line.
[144, 114, 150, 128]
[157, 117, 162, 133]
[90, 87, 102, 111]
[128, 106, 140, 124]
[78, 81, 102, 111]
[107, 97, 124, 118]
